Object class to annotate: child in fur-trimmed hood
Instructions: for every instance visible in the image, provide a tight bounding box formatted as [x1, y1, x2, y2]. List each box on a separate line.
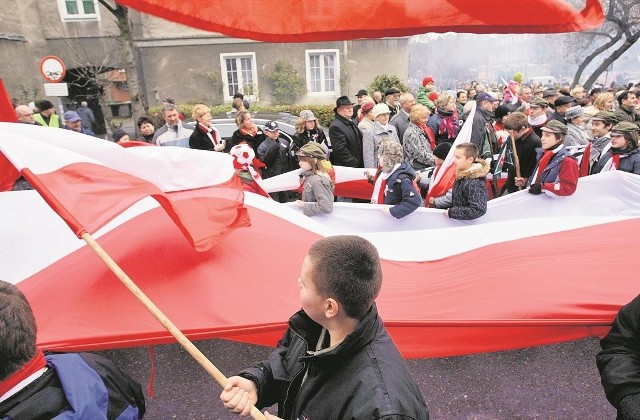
[445, 142, 490, 220]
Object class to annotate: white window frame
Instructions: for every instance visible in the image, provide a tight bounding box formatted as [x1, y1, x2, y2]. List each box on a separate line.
[220, 52, 259, 103]
[57, 0, 100, 21]
[305, 49, 340, 96]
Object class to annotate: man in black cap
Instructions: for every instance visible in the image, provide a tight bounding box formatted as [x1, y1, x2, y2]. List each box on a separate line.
[548, 96, 575, 124]
[34, 100, 61, 128]
[329, 96, 364, 173]
[542, 89, 559, 111]
[352, 89, 368, 122]
[470, 92, 500, 161]
[517, 120, 578, 197]
[384, 87, 401, 118]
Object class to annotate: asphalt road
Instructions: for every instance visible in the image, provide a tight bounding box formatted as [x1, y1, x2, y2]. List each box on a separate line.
[97, 337, 615, 419]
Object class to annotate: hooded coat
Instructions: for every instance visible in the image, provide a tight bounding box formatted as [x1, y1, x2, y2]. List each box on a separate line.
[448, 159, 490, 220]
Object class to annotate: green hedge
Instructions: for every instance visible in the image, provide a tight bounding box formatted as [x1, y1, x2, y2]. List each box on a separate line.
[148, 104, 336, 128]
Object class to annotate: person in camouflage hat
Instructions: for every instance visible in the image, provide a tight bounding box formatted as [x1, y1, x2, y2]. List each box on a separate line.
[587, 110, 616, 169]
[591, 121, 640, 175]
[517, 120, 579, 196]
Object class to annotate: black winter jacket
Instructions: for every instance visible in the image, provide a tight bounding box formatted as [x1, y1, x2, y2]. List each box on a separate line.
[503, 130, 542, 194]
[597, 293, 640, 417]
[189, 124, 222, 151]
[292, 128, 327, 151]
[239, 304, 429, 420]
[257, 138, 290, 178]
[470, 108, 498, 159]
[227, 129, 265, 153]
[329, 114, 364, 168]
[448, 159, 490, 220]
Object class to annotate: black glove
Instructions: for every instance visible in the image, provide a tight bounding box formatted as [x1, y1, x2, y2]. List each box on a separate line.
[619, 393, 640, 420]
[528, 183, 542, 195]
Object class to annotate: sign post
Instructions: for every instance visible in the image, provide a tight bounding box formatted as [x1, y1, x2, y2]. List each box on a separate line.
[39, 55, 68, 118]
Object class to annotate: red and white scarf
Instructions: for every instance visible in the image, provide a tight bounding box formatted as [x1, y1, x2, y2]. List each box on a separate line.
[198, 123, 221, 146]
[0, 349, 47, 402]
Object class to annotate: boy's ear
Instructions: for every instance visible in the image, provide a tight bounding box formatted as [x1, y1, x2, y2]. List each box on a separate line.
[324, 297, 339, 319]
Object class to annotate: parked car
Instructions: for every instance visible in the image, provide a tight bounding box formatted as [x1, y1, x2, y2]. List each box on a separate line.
[186, 112, 297, 146]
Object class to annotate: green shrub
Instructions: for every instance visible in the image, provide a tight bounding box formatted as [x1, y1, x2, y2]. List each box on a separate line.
[368, 74, 409, 96]
[265, 60, 306, 105]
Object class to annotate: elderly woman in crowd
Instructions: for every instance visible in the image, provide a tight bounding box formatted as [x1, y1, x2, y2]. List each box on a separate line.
[427, 92, 460, 145]
[189, 104, 225, 151]
[564, 105, 592, 147]
[358, 101, 376, 132]
[135, 116, 156, 143]
[362, 103, 400, 168]
[403, 104, 435, 171]
[292, 109, 327, 152]
[227, 110, 265, 153]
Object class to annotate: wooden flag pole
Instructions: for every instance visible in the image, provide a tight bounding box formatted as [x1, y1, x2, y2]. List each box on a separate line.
[81, 233, 267, 420]
[509, 130, 522, 190]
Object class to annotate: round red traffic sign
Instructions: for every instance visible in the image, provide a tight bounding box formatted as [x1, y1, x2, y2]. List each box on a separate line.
[40, 56, 67, 83]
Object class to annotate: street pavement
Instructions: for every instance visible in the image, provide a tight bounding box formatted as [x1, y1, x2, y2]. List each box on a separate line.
[97, 337, 615, 419]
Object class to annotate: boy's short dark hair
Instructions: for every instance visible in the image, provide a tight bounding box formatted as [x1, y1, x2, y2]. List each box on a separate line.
[308, 236, 382, 319]
[503, 112, 529, 132]
[0, 281, 37, 380]
[455, 142, 479, 159]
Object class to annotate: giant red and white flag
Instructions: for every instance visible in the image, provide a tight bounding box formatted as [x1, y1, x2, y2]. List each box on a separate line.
[3, 167, 639, 357]
[0, 123, 250, 251]
[116, 0, 604, 42]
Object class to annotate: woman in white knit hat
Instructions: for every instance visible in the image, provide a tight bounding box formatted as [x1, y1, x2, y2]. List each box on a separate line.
[361, 103, 400, 168]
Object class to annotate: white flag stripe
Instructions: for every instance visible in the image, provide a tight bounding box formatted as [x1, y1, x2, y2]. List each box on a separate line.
[0, 123, 235, 192]
[431, 101, 476, 187]
[4, 171, 639, 283]
[261, 165, 376, 193]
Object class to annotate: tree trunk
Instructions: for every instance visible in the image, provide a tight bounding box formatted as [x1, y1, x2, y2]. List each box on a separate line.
[99, 1, 146, 133]
[114, 6, 146, 128]
[582, 31, 640, 89]
[571, 31, 622, 87]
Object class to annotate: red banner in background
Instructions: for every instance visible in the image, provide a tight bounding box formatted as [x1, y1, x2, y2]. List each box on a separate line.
[117, 0, 604, 42]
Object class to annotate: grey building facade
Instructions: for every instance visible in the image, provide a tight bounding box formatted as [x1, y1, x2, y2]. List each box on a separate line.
[1, 0, 408, 109]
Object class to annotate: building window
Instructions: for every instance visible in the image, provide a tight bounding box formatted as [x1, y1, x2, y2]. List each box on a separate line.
[57, 0, 100, 21]
[220, 53, 258, 102]
[305, 49, 340, 95]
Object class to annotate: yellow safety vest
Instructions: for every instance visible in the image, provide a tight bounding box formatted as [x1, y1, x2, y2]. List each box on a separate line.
[34, 113, 61, 128]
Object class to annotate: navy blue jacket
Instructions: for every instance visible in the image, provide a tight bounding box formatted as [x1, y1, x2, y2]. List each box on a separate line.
[383, 162, 422, 219]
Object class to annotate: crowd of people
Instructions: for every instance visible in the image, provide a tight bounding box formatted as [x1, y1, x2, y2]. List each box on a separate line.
[6, 77, 640, 419]
[11, 77, 640, 219]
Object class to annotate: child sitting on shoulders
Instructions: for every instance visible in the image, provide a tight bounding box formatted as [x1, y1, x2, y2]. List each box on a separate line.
[445, 142, 490, 220]
[295, 142, 334, 216]
[369, 140, 422, 219]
